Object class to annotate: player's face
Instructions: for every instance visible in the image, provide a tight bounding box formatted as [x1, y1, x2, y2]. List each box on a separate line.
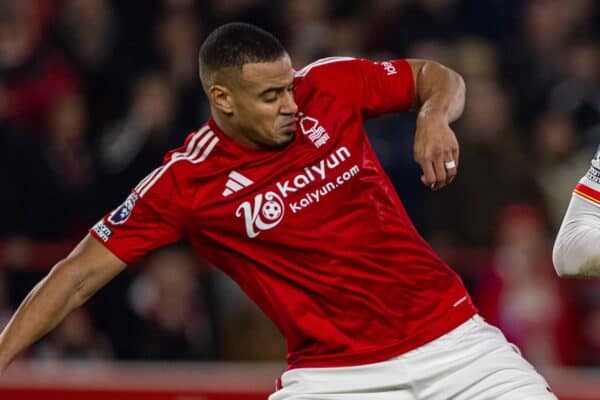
[230, 55, 298, 148]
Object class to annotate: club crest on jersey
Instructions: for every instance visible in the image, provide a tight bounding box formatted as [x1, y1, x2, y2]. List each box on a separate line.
[108, 193, 138, 225]
[299, 113, 329, 148]
[236, 191, 285, 238]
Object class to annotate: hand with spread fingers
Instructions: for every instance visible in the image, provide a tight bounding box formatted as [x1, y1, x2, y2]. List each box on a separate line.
[413, 113, 459, 191]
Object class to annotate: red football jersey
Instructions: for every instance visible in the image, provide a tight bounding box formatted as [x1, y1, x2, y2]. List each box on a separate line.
[90, 58, 477, 369]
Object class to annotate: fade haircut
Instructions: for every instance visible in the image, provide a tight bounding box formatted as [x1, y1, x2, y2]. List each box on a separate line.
[198, 22, 286, 91]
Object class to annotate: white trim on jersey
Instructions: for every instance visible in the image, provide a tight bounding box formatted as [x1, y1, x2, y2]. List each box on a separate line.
[134, 125, 219, 198]
[135, 126, 210, 194]
[223, 170, 254, 197]
[134, 167, 161, 193]
[294, 56, 356, 78]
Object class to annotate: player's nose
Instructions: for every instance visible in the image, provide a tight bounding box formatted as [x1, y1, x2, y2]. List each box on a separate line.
[281, 90, 298, 115]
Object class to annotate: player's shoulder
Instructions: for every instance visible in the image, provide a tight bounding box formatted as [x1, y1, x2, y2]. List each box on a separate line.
[294, 56, 357, 79]
[169, 124, 221, 164]
[294, 57, 366, 102]
[134, 124, 222, 199]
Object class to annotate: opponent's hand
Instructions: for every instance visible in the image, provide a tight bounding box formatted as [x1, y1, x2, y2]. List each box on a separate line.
[413, 114, 459, 191]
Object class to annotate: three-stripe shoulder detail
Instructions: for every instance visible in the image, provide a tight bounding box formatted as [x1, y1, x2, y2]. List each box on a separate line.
[294, 56, 356, 78]
[135, 125, 219, 198]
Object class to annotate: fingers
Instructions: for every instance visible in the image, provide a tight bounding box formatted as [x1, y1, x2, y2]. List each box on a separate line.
[417, 149, 457, 190]
[445, 150, 458, 184]
[419, 159, 437, 189]
[452, 146, 460, 171]
[432, 157, 448, 190]
[448, 148, 459, 185]
[414, 121, 460, 191]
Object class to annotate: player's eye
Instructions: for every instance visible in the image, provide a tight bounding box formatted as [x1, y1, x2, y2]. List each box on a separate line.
[262, 86, 291, 103]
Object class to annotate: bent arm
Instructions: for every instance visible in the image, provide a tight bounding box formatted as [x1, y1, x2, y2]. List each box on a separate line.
[0, 235, 126, 373]
[553, 195, 600, 278]
[408, 59, 465, 124]
[407, 59, 465, 190]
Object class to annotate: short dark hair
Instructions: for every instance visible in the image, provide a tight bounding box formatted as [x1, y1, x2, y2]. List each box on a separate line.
[198, 22, 286, 88]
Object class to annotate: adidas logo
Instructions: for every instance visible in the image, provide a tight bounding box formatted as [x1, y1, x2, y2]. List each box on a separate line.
[223, 171, 254, 197]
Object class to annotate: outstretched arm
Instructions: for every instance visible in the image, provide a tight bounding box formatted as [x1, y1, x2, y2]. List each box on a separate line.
[553, 148, 600, 277]
[0, 235, 126, 374]
[553, 194, 600, 277]
[407, 59, 465, 190]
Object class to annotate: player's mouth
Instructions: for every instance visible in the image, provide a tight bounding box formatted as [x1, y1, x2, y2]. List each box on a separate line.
[278, 120, 297, 135]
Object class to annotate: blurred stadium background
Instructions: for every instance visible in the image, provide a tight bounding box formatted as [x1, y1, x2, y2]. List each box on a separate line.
[0, 0, 598, 398]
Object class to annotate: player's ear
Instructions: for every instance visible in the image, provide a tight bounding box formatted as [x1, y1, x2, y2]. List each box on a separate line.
[209, 84, 234, 115]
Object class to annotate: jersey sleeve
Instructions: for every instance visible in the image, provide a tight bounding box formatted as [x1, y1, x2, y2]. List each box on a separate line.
[573, 145, 600, 207]
[89, 167, 186, 265]
[553, 195, 600, 277]
[553, 145, 600, 277]
[298, 57, 415, 119]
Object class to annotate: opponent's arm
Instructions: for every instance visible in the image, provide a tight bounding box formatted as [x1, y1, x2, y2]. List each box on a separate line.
[0, 234, 126, 374]
[553, 147, 600, 278]
[553, 195, 600, 277]
[407, 59, 465, 190]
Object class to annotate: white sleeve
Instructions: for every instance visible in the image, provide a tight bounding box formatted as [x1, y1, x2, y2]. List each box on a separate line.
[553, 147, 600, 277]
[553, 195, 600, 277]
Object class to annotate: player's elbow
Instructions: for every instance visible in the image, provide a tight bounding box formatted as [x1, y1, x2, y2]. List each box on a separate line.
[428, 60, 465, 116]
[440, 62, 465, 90]
[423, 60, 464, 87]
[552, 234, 596, 278]
[552, 241, 573, 277]
[454, 71, 466, 116]
[552, 226, 577, 277]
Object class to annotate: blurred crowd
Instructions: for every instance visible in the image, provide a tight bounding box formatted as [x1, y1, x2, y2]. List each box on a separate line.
[0, 0, 598, 368]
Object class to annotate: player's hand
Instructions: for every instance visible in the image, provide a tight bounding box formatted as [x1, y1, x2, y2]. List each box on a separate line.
[413, 113, 459, 191]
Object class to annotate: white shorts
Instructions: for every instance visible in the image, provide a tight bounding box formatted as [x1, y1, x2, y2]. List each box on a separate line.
[270, 315, 556, 400]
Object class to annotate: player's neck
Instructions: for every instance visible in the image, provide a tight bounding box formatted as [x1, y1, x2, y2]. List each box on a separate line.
[211, 109, 257, 148]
